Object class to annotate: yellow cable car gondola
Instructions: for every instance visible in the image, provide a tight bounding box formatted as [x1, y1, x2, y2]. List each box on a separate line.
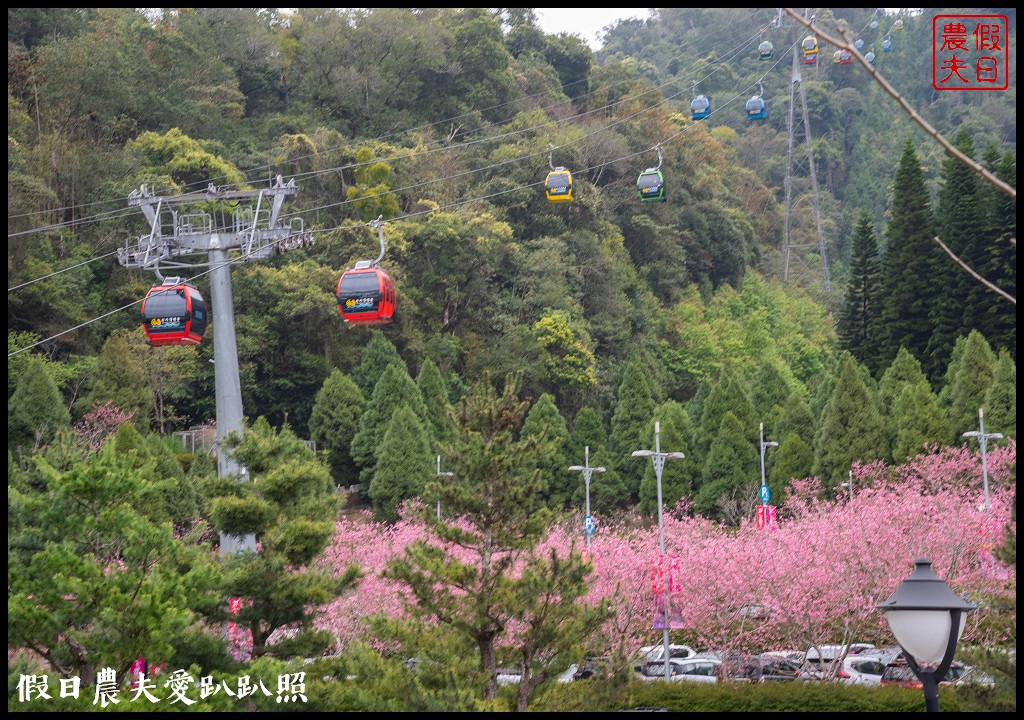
[545, 145, 574, 203]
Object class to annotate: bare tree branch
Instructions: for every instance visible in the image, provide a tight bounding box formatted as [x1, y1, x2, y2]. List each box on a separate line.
[934, 236, 1016, 305]
[783, 9, 1016, 200]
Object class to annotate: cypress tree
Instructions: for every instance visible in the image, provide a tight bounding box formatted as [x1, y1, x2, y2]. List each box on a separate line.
[417, 358, 454, 448]
[8, 358, 71, 456]
[309, 369, 366, 487]
[948, 330, 996, 436]
[838, 210, 884, 373]
[879, 140, 936, 369]
[878, 347, 930, 415]
[750, 361, 794, 435]
[566, 406, 627, 511]
[370, 405, 434, 522]
[695, 411, 756, 525]
[972, 151, 1016, 357]
[520, 393, 570, 509]
[608, 355, 659, 500]
[351, 330, 404, 398]
[639, 401, 697, 517]
[775, 389, 816, 448]
[351, 362, 432, 485]
[926, 128, 979, 380]
[81, 329, 153, 431]
[937, 334, 968, 410]
[697, 367, 757, 454]
[983, 350, 1016, 441]
[813, 353, 888, 489]
[890, 383, 953, 463]
[768, 431, 813, 504]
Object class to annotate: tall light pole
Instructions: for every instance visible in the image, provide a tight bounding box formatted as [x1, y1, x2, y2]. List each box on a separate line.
[568, 446, 605, 551]
[962, 408, 1003, 513]
[633, 421, 686, 682]
[435, 455, 453, 521]
[759, 423, 778, 507]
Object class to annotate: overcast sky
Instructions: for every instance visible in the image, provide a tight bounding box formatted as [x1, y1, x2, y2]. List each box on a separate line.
[535, 8, 652, 50]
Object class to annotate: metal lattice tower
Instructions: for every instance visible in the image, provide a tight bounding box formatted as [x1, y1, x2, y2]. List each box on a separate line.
[782, 11, 832, 296]
[118, 175, 313, 554]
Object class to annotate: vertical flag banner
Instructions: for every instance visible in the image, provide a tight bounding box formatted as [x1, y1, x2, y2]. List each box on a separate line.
[652, 554, 686, 629]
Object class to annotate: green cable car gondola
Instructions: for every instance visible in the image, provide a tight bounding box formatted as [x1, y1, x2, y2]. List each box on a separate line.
[758, 40, 774, 60]
[637, 146, 666, 202]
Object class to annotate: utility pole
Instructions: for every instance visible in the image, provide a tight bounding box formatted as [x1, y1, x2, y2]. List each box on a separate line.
[435, 455, 454, 521]
[759, 423, 779, 507]
[633, 422, 686, 682]
[119, 176, 313, 554]
[568, 446, 606, 551]
[962, 408, 1003, 513]
[841, 469, 854, 502]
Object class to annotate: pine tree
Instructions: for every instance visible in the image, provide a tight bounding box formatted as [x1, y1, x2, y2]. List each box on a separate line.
[890, 383, 953, 463]
[417, 358, 454, 448]
[309, 369, 365, 487]
[209, 418, 356, 658]
[639, 401, 697, 516]
[983, 350, 1016, 440]
[520, 393, 570, 509]
[608, 355, 659, 500]
[972, 150, 1016, 357]
[351, 330, 404, 398]
[8, 357, 71, 456]
[386, 374, 603, 705]
[370, 405, 434, 522]
[838, 210, 884, 373]
[948, 329, 996, 436]
[879, 139, 936, 369]
[813, 353, 887, 489]
[926, 128, 979, 380]
[695, 412, 755, 524]
[351, 362, 432, 485]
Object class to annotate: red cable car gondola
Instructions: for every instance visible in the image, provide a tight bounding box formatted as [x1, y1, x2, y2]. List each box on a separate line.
[140, 277, 208, 347]
[336, 219, 396, 326]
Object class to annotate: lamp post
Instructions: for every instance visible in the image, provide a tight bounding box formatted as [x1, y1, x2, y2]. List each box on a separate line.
[435, 455, 453, 521]
[877, 558, 977, 712]
[568, 446, 605, 551]
[633, 421, 686, 682]
[841, 469, 854, 502]
[759, 423, 778, 506]
[962, 407, 1003, 513]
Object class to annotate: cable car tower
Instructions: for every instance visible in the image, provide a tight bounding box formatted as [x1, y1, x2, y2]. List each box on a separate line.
[117, 175, 313, 554]
[781, 10, 831, 297]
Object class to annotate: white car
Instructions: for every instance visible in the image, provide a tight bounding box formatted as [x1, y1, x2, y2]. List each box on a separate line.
[637, 643, 698, 663]
[634, 657, 720, 683]
[838, 655, 888, 686]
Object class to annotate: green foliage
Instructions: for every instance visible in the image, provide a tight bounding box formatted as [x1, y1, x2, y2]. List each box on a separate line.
[878, 347, 930, 414]
[347, 147, 401, 221]
[370, 405, 434, 522]
[639, 401, 697, 516]
[566, 406, 628, 511]
[697, 367, 756, 455]
[768, 431, 814, 502]
[775, 390, 816, 448]
[521, 393, 570, 508]
[813, 353, 887, 489]
[8, 357, 71, 457]
[838, 210, 883, 373]
[948, 330, 996, 436]
[533, 309, 599, 413]
[695, 411, 756, 524]
[416, 358, 455, 448]
[351, 331, 404, 399]
[984, 350, 1016, 440]
[78, 329, 153, 432]
[608, 355, 660, 499]
[890, 382, 953, 463]
[309, 369, 366, 487]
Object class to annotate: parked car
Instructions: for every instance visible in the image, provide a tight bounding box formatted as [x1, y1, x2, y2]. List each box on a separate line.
[721, 655, 803, 683]
[879, 659, 966, 688]
[634, 657, 721, 683]
[838, 655, 888, 686]
[636, 643, 698, 663]
[761, 649, 804, 664]
[801, 643, 877, 680]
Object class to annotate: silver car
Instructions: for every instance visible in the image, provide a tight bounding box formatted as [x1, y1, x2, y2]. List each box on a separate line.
[634, 657, 721, 683]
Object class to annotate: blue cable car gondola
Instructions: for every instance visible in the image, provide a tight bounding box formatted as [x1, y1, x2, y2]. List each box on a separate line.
[336, 219, 396, 326]
[882, 36, 892, 52]
[636, 145, 666, 203]
[690, 94, 711, 121]
[758, 40, 774, 60]
[745, 95, 767, 121]
[140, 277, 208, 347]
[855, 38, 865, 51]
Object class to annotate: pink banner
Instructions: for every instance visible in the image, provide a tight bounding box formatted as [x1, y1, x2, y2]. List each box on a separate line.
[651, 555, 686, 629]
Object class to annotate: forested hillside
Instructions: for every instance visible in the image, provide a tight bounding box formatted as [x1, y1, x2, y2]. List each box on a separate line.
[8, 8, 1016, 518]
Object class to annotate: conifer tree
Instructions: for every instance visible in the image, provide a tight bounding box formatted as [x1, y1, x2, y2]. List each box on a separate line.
[79, 328, 153, 430]
[370, 405, 434, 522]
[775, 389, 816, 447]
[8, 357, 71, 456]
[838, 210, 884, 373]
[520, 393, 569, 508]
[309, 369, 365, 487]
[767, 431, 813, 503]
[697, 366, 757, 454]
[750, 361, 794, 435]
[608, 355, 659, 500]
[983, 350, 1016, 441]
[878, 347, 930, 415]
[813, 353, 887, 489]
[695, 411, 755, 524]
[948, 330, 996, 436]
[879, 139, 936, 369]
[351, 330, 404, 398]
[937, 334, 968, 410]
[926, 128, 979, 379]
[351, 362, 432, 485]
[386, 374, 602, 706]
[971, 150, 1016, 356]
[566, 406, 627, 511]
[417, 358, 454, 448]
[890, 382, 953, 463]
[639, 401, 697, 516]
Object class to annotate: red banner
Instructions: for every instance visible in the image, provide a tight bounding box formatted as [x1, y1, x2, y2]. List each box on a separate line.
[651, 555, 686, 629]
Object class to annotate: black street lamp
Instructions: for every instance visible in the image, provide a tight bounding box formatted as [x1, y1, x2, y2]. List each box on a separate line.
[876, 558, 977, 712]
